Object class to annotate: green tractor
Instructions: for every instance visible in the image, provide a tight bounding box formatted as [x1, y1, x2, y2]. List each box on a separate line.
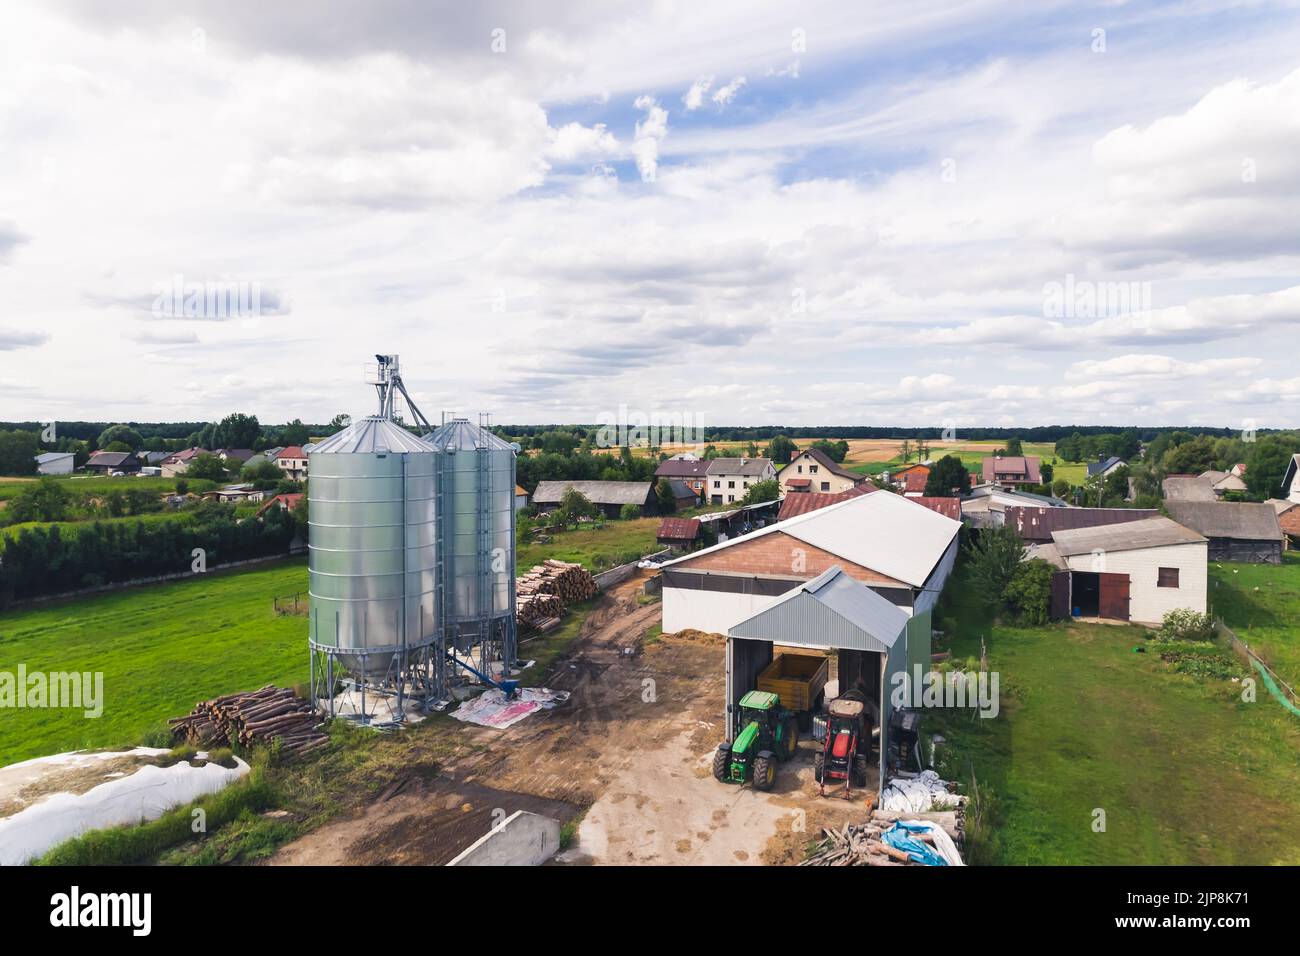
[713, 690, 799, 791]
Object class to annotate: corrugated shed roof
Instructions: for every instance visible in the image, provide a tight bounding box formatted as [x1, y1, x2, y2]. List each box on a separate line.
[727, 566, 908, 652]
[310, 417, 436, 455]
[1164, 501, 1283, 541]
[668, 485, 960, 588]
[777, 483, 874, 520]
[666, 479, 697, 499]
[906, 496, 962, 520]
[657, 517, 701, 539]
[87, 451, 135, 467]
[1005, 506, 1159, 543]
[532, 480, 653, 505]
[1162, 475, 1216, 501]
[1051, 516, 1206, 556]
[35, 452, 72, 463]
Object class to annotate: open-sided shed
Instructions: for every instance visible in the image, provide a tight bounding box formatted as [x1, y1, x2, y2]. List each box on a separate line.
[726, 566, 910, 793]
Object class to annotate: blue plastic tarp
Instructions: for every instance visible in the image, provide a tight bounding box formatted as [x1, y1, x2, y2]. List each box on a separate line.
[881, 820, 948, 866]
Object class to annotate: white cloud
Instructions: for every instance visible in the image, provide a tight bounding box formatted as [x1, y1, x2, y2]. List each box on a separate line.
[632, 94, 668, 182]
[682, 76, 713, 110]
[711, 76, 747, 107]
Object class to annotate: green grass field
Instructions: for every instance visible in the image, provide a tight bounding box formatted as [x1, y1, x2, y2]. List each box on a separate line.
[516, 517, 661, 574]
[1209, 551, 1300, 687]
[0, 475, 211, 502]
[930, 560, 1300, 864]
[0, 559, 308, 765]
[1, 510, 192, 541]
[843, 440, 1085, 489]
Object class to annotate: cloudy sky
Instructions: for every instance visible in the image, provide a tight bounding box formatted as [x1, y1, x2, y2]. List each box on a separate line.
[1, 0, 1298, 430]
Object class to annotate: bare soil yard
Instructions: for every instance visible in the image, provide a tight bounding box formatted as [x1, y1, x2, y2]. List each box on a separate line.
[271, 573, 865, 866]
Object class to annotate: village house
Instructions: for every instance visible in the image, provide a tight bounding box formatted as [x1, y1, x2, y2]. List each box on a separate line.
[705, 457, 776, 504]
[160, 447, 209, 478]
[653, 455, 711, 500]
[1086, 455, 1126, 479]
[980, 454, 1042, 488]
[960, 483, 1068, 529]
[888, 462, 931, 495]
[778, 448, 866, 495]
[275, 446, 309, 481]
[1282, 454, 1300, 505]
[515, 484, 529, 511]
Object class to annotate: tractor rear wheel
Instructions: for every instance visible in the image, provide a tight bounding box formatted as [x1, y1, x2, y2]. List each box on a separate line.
[781, 717, 800, 761]
[813, 751, 825, 783]
[712, 746, 731, 782]
[752, 752, 777, 791]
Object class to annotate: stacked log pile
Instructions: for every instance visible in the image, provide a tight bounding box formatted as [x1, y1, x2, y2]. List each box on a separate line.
[516, 559, 598, 632]
[169, 686, 329, 759]
[800, 808, 965, 867]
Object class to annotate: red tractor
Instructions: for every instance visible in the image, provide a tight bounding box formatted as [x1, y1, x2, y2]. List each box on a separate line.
[814, 694, 870, 798]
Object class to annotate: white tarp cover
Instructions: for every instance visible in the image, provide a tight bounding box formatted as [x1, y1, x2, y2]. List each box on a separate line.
[879, 770, 954, 813]
[450, 687, 567, 729]
[0, 748, 249, 866]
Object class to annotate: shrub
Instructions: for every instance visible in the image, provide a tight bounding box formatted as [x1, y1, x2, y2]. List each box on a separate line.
[1158, 608, 1215, 642]
[1005, 559, 1055, 625]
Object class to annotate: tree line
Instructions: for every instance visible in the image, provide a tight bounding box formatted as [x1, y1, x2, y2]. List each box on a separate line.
[0, 501, 302, 607]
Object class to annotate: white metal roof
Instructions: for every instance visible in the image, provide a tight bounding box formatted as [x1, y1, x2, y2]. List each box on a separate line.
[661, 489, 961, 588]
[309, 417, 436, 455]
[727, 566, 909, 652]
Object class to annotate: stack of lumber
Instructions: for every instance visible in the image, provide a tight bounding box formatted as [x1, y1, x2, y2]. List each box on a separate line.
[169, 685, 329, 758]
[801, 808, 965, 867]
[515, 559, 598, 631]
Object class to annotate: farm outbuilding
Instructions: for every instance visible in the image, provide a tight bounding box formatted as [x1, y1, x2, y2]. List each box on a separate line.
[660, 491, 960, 674]
[726, 566, 910, 795]
[1164, 501, 1283, 565]
[1036, 516, 1208, 624]
[35, 452, 74, 475]
[532, 480, 656, 519]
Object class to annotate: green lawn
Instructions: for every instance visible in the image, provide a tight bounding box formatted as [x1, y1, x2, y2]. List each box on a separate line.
[1209, 551, 1300, 687]
[929, 561, 1300, 865]
[0, 559, 309, 765]
[1, 510, 192, 541]
[516, 517, 661, 574]
[0, 475, 210, 502]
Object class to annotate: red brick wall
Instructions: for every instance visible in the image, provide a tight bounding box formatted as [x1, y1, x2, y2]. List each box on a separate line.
[673, 531, 905, 587]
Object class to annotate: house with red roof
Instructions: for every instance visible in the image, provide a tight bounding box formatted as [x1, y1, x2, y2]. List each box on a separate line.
[275, 446, 309, 481]
[981, 454, 1042, 488]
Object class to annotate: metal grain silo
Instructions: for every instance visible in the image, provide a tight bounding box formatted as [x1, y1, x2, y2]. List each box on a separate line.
[422, 418, 518, 655]
[308, 416, 439, 680]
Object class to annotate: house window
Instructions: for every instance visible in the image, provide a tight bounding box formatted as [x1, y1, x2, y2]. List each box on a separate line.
[714, 480, 720, 489]
[810, 465, 818, 474]
[1157, 567, 1179, 588]
[727, 495, 734, 503]
[820, 481, 830, 491]
[728, 480, 735, 489]
[797, 465, 803, 473]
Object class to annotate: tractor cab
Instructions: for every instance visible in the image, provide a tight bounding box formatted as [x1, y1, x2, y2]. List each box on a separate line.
[713, 690, 799, 791]
[815, 693, 870, 797]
